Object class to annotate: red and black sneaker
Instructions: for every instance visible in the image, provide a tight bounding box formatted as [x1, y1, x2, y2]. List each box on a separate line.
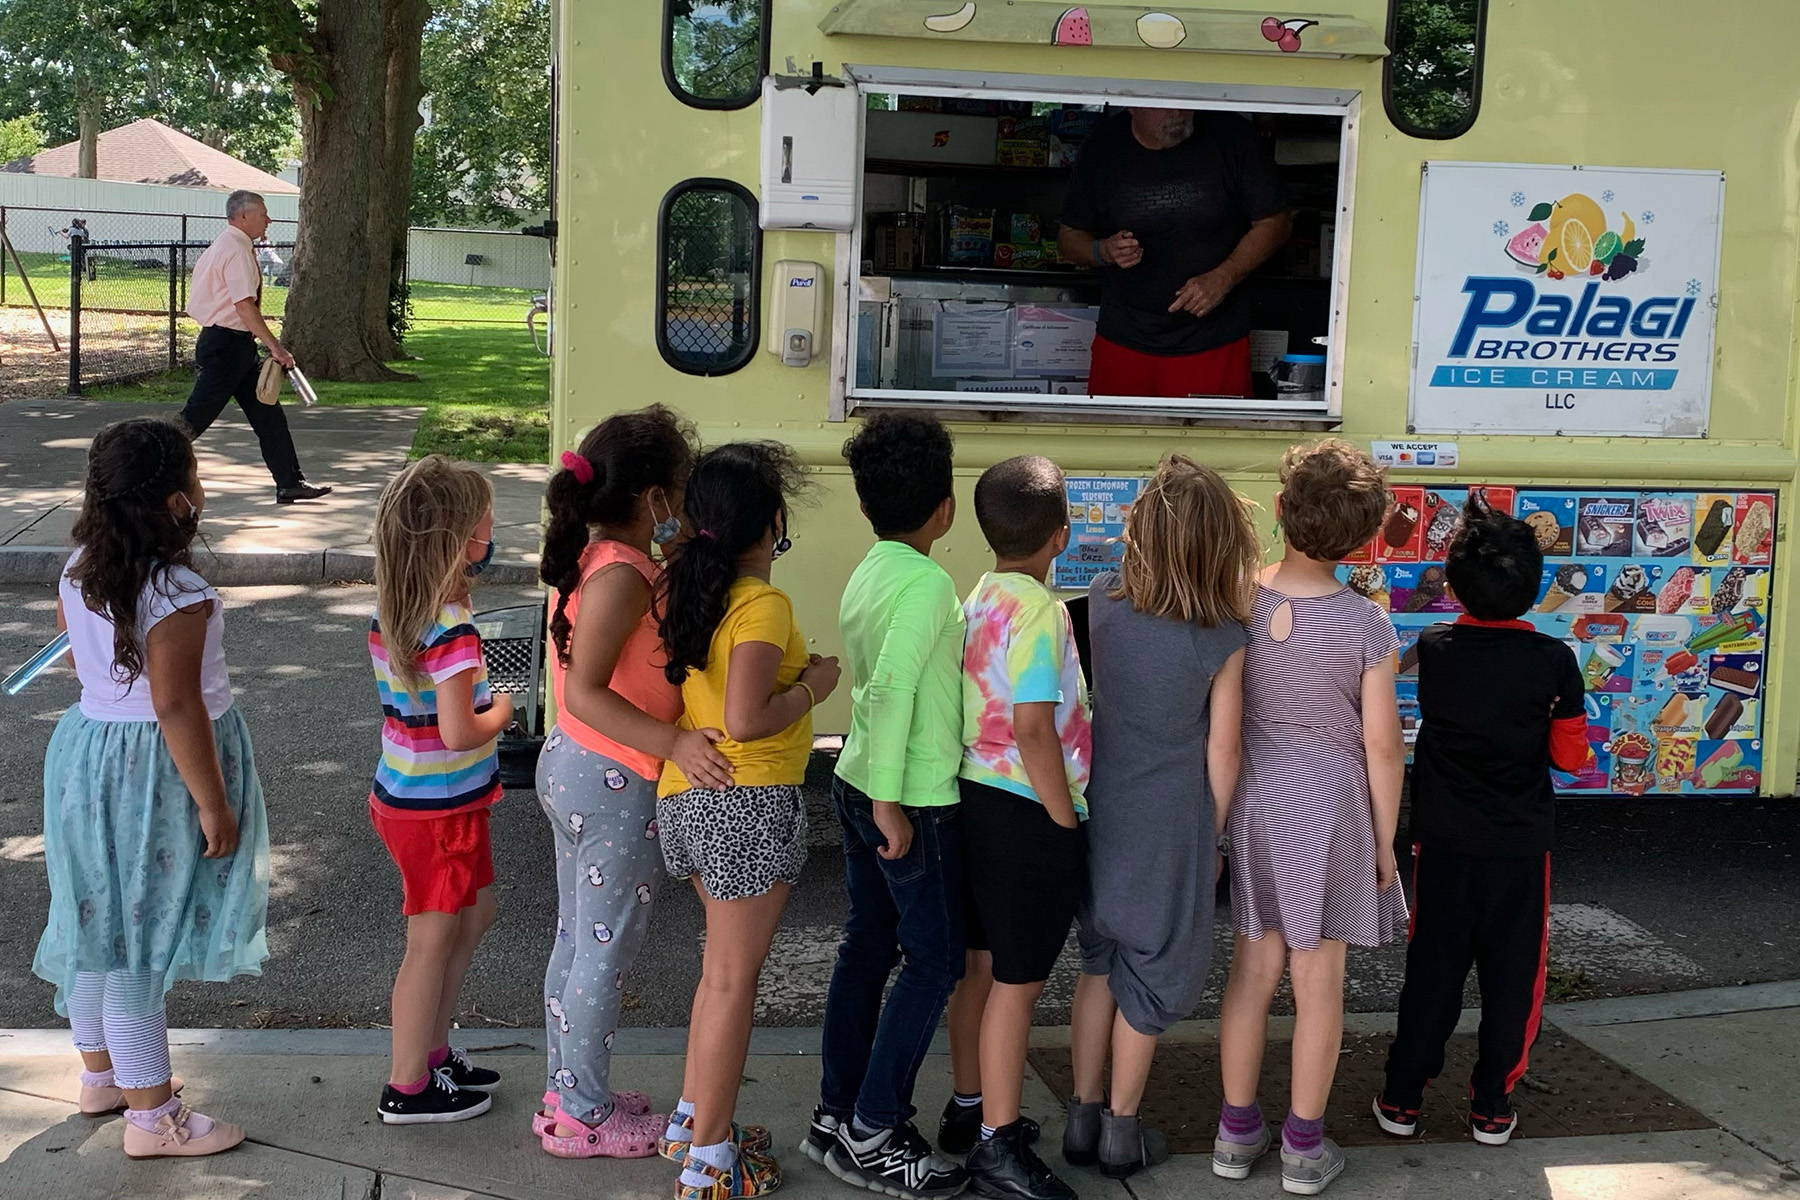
[1470, 1104, 1518, 1146]
[1371, 1094, 1421, 1138]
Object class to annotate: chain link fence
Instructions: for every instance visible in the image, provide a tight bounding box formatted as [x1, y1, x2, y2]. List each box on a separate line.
[0, 203, 547, 396]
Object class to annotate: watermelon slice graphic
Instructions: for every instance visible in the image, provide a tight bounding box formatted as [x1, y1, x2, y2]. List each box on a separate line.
[1504, 222, 1548, 267]
[1054, 6, 1092, 44]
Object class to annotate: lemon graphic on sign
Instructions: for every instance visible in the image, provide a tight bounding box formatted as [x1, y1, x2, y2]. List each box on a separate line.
[1559, 219, 1595, 272]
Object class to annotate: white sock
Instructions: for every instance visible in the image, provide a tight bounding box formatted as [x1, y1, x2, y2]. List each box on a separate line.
[851, 1117, 886, 1140]
[676, 1097, 696, 1117]
[665, 1097, 696, 1141]
[979, 1123, 997, 1140]
[953, 1091, 982, 1108]
[679, 1139, 735, 1189]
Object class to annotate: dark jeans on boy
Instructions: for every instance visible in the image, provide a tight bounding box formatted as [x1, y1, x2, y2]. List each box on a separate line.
[1384, 845, 1551, 1111]
[179, 325, 303, 490]
[820, 778, 966, 1129]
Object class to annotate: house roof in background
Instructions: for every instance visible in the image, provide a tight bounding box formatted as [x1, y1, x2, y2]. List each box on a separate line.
[0, 118, 299, 194]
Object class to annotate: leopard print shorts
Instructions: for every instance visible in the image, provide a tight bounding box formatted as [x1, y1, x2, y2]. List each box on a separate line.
[655, 784, 807, 901]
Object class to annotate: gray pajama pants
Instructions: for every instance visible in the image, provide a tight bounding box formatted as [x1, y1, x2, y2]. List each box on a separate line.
[535, 726, 662, 1123]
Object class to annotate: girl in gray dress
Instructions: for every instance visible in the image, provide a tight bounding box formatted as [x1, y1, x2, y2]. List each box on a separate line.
[1064, 455, 1260, 1179]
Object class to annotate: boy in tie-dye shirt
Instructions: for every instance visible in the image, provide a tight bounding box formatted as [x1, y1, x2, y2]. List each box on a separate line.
[949, 454, 1093, 1200]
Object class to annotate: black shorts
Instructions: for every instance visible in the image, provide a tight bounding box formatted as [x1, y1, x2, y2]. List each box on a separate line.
[959, 778, 1086, 984]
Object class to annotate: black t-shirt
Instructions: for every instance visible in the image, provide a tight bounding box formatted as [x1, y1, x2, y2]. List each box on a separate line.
[1408, 621, 1586, 857]
[1060, 111, 1288, 356]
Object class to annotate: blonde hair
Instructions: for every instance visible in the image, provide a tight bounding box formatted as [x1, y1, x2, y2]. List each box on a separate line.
[1111, 454, 1259, 626]
[1277, 438, 1390, 561]
[374, 455, 494, 685]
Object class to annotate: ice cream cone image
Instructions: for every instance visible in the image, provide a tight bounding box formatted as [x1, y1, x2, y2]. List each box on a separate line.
[1538, 565, 1587, 612]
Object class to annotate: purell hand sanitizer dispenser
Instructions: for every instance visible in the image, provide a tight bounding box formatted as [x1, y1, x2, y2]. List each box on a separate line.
[769, 260, 824, 367]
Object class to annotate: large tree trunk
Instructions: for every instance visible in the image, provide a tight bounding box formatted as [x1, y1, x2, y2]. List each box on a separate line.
[75, 90, 101, 178]
[281, 0, 408, 381]
[364, 0, 429, 362]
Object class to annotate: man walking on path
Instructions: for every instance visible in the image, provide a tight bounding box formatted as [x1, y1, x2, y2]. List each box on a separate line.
[179, 189, 331, 504]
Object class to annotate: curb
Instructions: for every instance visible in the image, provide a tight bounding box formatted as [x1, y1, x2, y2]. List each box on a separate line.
[0, 546, 539, 587]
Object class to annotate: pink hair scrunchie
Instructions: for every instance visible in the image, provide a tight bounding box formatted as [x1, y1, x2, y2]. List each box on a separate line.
[560, 451, 594, 485]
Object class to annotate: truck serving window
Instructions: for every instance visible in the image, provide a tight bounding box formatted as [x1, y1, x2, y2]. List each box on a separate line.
[657, 179, 761, 375]
[1384, 0, 1488, 139]
[663, 0, 769, 110]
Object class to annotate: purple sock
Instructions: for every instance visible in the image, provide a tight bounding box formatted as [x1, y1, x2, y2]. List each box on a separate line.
[391, 1072, 431, 1095]
[1218, 1101, 1264, 1143]
[124, 1093, 182, 1133]
[80, 1068, 116, 1088]
[1282, 1112, 1324, 1156]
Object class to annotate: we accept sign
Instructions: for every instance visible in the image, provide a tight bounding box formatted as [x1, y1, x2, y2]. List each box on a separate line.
[1409, 163, 1725, 437]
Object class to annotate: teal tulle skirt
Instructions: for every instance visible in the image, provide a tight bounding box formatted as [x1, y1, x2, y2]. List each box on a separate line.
[33, 706, 271, 1016]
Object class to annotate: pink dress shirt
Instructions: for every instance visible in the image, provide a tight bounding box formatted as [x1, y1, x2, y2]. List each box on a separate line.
[186, 225, 262, 330]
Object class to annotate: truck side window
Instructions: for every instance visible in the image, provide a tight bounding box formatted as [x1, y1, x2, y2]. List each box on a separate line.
[657, 179, 761, 375]
[1383, 0, 1488, 139]
[664, 0, 769, 110]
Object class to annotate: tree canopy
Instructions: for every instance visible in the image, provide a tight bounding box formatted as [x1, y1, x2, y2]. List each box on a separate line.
[0, 0, 296, 171]
[1386, 0, 1480, 135]
[410, 0, 550, 227]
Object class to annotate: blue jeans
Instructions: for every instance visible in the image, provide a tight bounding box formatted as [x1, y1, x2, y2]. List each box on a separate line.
[819, 777, 965, 1129]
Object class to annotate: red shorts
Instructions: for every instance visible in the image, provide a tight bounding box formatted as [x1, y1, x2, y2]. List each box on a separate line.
[1087, 333, 1253, 399]
[370, 805, 495, 916]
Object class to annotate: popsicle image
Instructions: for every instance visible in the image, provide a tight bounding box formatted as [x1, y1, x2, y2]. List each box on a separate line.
[1696, 740, 1744, 789]
[1654, 693, 1691, 733]
[1423, 502, 1462, 559]
[1401, 564, 1447, 613]
[1382, 501, 1419, 548]
[1694, 499, 1733, 558]
[1711, 565, 1747, 615]
[1704, 693, 1744, 739]
[1656, 566, 1695, 614]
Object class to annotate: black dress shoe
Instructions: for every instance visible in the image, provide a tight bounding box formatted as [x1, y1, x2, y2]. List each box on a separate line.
[276, 483, 333, 504]
[939, 1098, 1041, 1156]
[964, 1122, 1075, 1200]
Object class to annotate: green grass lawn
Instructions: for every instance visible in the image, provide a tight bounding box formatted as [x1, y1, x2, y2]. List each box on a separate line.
[2, 250, 539, 323]
[92, 324, 549, 462]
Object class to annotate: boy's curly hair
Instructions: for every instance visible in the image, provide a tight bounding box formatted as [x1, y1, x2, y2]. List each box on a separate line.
[1278, 438, 1390, 562]
[842, 413, 955, 537]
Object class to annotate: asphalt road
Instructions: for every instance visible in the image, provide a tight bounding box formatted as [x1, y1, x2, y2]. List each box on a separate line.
[1, 583, 1796, 1036]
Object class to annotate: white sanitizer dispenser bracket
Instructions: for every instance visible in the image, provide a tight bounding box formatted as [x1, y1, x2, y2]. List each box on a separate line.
[769, 260, 825, 367]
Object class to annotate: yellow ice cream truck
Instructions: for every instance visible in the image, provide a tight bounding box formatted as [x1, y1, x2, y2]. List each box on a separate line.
[549, 0, 1794, 797]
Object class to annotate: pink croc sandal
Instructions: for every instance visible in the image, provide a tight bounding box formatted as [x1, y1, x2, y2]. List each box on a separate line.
[540, 1104, 665, 1159]
[532, 1088, 653, 1136]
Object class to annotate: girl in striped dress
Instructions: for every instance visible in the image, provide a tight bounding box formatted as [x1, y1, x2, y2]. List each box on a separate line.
[1213, 440, 1407, 1196]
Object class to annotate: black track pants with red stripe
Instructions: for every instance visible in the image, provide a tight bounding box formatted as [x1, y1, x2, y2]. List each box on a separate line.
[1383, 846, 1550, 1112]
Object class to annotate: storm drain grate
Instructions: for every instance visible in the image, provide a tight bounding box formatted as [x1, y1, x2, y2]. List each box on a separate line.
[1026, 1024, 1714, 1150]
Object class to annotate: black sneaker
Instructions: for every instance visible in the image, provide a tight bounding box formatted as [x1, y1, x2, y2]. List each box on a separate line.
[441, 1046, 500, 1089]
[377, 1067, 492, 1124]
[800, 1105, 844, 1165]
[827, 1121, 968, 1200]
[964, 1122, 1073, 1200]
[1471, 1101, 1519, 1146]
[1371, 1093, 1420, 1138]
[938, 1098, 1040, 1157]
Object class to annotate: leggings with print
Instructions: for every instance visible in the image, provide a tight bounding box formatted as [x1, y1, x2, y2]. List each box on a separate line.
[535, 726, 662, 1123]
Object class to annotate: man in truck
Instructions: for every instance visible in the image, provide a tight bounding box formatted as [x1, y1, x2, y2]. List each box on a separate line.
[1058, 107, 1292, 400]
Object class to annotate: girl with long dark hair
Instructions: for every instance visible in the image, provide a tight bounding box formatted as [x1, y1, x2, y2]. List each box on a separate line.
[651, 441, 840, 1199]
[38, 416, 270, 1159]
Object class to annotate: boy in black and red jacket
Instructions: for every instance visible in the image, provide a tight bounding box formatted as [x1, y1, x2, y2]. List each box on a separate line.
[1373, 497, 1593, 1147]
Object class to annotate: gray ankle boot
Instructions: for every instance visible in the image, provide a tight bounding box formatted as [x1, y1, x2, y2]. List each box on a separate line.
[1062, 1097, 1103, 1166]
[1099, 1108, 1170, 1179]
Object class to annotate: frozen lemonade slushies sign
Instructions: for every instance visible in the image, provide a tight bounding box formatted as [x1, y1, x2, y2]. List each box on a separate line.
[1409, 163, 1725, 437]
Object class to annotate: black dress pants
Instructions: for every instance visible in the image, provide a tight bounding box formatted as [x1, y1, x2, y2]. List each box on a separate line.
[179, 325, 303, 490]
[1383, 845, 1551, 1111]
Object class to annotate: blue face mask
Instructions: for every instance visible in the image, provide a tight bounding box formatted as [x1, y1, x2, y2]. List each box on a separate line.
[467, 536, 495, 577]
[650, 492, 681, 546]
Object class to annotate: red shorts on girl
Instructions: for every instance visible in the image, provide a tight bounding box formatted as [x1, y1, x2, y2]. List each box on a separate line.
[371, 805, 494, 916]
[1086, 333, 1252, 399]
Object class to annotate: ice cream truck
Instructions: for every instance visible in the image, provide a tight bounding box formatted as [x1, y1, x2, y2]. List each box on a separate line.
[549, 0, 1795, 797]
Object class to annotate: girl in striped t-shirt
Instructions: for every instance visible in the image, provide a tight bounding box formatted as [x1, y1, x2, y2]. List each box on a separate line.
[368, 456, 513, 1125]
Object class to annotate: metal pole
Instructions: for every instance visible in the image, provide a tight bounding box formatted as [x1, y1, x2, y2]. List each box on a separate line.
[179, 215, 188, 307]
[168, 244, 178, 371]
[1, 206, 7, 306]
[69, 241, 82, 395]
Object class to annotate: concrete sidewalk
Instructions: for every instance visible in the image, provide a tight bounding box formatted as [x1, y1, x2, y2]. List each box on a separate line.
[1, 984, 1795, 1200]
[0, 396, 545, 584]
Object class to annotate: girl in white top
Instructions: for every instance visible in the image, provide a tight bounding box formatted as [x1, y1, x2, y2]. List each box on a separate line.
[37, 417, 270, 1161]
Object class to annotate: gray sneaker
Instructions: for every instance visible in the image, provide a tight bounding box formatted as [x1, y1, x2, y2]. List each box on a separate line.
[1280, 1136, 1346, 1196]
[1211, 1123, 1271, 1180]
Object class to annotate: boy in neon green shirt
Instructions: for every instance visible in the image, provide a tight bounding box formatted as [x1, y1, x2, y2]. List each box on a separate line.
[805, 414, 968, 1199]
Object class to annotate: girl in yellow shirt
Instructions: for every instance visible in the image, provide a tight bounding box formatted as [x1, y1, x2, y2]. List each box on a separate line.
[652, 441, 841, 1200]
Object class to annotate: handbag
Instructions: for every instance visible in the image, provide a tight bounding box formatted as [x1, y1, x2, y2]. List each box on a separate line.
[255, 356, 286, 406]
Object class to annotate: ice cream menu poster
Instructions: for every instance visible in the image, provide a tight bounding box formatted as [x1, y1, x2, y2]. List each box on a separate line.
[1337, 486, 1776, 796]
[1053, 477, 1141, 591]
